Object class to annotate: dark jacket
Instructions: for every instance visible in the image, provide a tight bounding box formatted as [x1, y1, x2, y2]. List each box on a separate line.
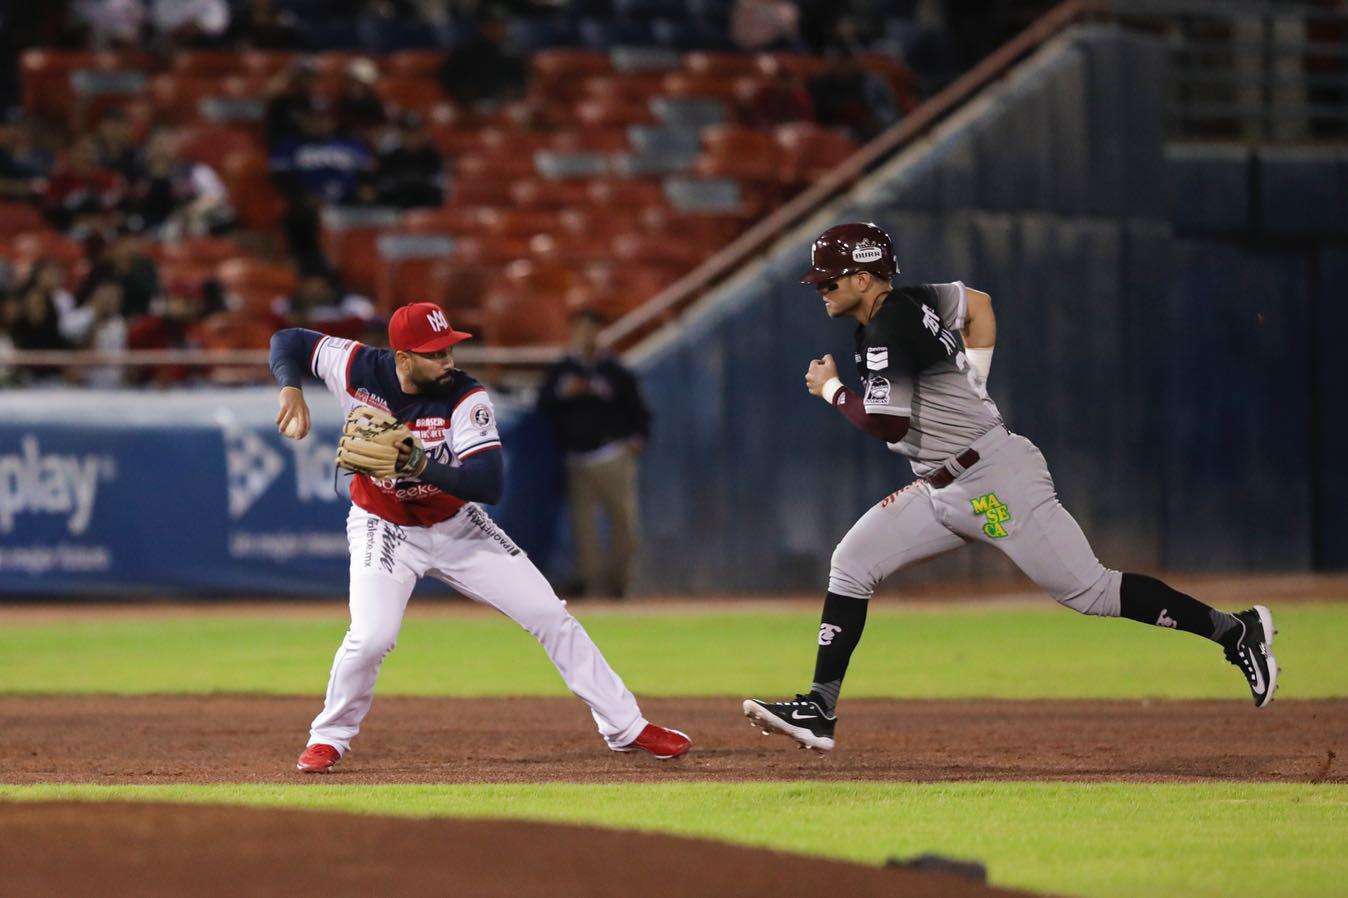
[538, 354, 651, 455]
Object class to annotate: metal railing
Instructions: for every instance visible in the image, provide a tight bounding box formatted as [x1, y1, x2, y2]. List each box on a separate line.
[1116, 0, 1348, 141]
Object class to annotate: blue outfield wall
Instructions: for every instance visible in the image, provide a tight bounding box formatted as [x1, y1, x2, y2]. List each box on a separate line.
[0, 391, 564, 596]
[632, 25, 1345, 593]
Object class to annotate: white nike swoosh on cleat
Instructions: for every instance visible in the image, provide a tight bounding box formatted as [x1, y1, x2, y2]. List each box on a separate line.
[791, 710, 817, 720]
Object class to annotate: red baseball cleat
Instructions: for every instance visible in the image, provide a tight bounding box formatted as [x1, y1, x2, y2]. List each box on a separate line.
[612, 723, 691, 760]
[296, 743, 341, 773]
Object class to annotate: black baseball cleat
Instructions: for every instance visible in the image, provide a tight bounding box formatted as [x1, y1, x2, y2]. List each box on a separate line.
[1224, 605, 1278, 708]
[742, 694, 836, 751]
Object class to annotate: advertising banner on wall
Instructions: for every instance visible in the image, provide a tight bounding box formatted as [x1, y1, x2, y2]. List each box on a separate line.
[0, 389, 562, 597]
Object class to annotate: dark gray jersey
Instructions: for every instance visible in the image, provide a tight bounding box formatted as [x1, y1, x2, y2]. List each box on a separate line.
[852, 281, 1004, 472]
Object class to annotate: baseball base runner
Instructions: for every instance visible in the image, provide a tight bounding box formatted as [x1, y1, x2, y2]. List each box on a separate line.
[269, 302, 690, 772]
[743, 222, 1278, 752]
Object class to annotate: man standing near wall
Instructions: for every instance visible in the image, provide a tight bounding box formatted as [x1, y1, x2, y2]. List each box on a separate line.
[538, 309, 651, 599]
[742, 222, 1280, 752]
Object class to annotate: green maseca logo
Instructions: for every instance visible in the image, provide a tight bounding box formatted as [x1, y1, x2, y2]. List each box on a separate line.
[970, 493, 1011, 538]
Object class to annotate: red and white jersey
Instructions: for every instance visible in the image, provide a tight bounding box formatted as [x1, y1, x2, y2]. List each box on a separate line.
[309, 333, 500, 526]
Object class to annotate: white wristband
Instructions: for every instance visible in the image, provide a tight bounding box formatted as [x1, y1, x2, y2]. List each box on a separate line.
[966, 347, 994, 383]
[821, 377, 844, 404]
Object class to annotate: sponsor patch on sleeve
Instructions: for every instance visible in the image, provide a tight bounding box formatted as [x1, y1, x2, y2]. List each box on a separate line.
[864, 375, 891, 404]
[865, 347, 889, 370]
[470, 403, 493, 432]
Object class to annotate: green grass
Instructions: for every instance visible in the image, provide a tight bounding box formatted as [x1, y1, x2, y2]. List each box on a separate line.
[3, 782, 1344, 898]
[2, 603, 1344, 699]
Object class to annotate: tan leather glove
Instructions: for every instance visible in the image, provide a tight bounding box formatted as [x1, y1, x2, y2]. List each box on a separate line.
[335, 407, 427, 479]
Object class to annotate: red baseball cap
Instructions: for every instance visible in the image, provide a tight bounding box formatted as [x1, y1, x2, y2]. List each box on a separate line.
[388, 302, 473, 352]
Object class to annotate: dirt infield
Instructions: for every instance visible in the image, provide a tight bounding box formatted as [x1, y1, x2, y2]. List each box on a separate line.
[0, 801, 1037, 898]
[2, 695, 1342, 784]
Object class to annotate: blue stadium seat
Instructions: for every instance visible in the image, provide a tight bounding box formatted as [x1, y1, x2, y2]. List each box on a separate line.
[612, 0, 687, 19]
[506, 17, 580, 53]
[303, 20, 364, 50]
[663, 176, 740, 211]
[649, 96, 726, 128]
[357, 16, 443, 52]
[650, 17, 732, 51]
[578, 17, 653, 49]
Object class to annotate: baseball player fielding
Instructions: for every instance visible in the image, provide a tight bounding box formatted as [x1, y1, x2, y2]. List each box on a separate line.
[269, 302, 690, 772]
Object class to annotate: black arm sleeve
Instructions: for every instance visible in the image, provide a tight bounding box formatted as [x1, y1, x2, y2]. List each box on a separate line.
[417, 449, 506, 505]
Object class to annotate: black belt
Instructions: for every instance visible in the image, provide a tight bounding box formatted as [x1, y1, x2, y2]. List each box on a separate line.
[925, 448, 980, 489]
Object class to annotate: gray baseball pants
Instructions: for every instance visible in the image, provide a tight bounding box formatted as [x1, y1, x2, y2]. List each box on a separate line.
[830, 426, 1122, 616]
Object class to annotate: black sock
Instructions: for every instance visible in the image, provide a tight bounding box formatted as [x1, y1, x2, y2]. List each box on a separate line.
[1119, 573, 1239, 645]
[808, 591, 869, 713]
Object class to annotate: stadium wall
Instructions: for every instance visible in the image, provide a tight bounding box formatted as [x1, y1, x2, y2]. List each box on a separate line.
[631, 25, 1348, 594]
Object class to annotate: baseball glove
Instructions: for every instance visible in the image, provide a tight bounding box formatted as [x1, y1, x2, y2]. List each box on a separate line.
[336, 407, 427, 479]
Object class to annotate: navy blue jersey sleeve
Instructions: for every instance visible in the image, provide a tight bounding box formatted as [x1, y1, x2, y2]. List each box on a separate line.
[269, 328, 324, 389]
[418, 447, 505, 505]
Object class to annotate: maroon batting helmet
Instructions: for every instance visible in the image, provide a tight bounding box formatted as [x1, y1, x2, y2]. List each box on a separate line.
[799, 222, 899, 285]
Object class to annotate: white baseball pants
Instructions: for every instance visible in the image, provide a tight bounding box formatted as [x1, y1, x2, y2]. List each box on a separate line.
[308, 504, 648, 754]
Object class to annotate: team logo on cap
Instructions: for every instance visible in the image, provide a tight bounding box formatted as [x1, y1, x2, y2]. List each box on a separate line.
[427, 309, 449, 332]
[852, 244, 883, 263]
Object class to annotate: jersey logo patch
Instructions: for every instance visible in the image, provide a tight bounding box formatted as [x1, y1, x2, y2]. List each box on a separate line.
[864, 375, 891, 404]
[470, 403, 493, 430]
[970, 493, 1011, 539]
[865, 347, 888, 371]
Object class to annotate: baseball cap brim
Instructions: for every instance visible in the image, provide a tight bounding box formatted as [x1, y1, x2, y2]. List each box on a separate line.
[403, 329, 473, 353]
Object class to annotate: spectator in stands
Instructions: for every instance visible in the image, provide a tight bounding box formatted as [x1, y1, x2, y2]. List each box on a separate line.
[124, 129, 234, 238]
[739, 58, 815, 127]
[265, 59, 319, 149]
[72, 0, 148, 48]
[125, 277, 219, 384]
[58, 279, 128, 387]
[808, 58, 901, 141]
[94, 110, 142, 182]
[439, 13, 526, 107]
[374, 111, 443, 208]
[150, 0, 230, 47]
[731, 0, 801, 51]
[10, 264, 72, 369]
[80, 232, 162, 319]
[0, 119, 51, 200]
[336, 58, 389, 143]
[227, 0, 302, 50]
[538, 309, 651, 599]
[275, 271, 377, 339]
[42, 135, 125, 234]
[270, 103, 375, 272]
[23, 260, 77, 344]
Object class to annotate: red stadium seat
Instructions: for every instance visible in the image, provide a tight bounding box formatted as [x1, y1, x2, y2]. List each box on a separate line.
[476, 208, 563, 239]
[388, 50, 446, 78]
[508, 178, 592, 209]
[775, 123, 858, 185]
[0, 203, 47, 236]
[482, 289, 569, 347]
[217, 258, 298, 294]
[549, 128, 630, 153]
[428, 124, 485, 156]
[149, 74, 222, 124]
[585, 178, 666, 209]
[661, 71, 741, 105]
[241, 51, 299, 78]
[376, 77, 448, 115]
[574, 97, 657, 129]
[178, 126, 264, 171]
[533, 49, 612, 82]
[695, 124, 784, 183]
[160, 238, 247, 267]
[684, 51, 761, 77]
[173, 50, 246, 77]
[222, 152, 284, 231]
[402, 207, 484, 235]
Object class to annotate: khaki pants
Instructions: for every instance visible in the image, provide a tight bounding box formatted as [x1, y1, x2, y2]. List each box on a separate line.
[566, 448, 639, 596]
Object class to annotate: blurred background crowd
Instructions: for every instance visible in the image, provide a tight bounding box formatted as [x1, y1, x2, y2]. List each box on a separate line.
[0, 0, 1055, 388]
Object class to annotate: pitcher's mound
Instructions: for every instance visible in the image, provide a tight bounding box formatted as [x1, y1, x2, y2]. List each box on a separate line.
[1, 801, 1040, 898]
